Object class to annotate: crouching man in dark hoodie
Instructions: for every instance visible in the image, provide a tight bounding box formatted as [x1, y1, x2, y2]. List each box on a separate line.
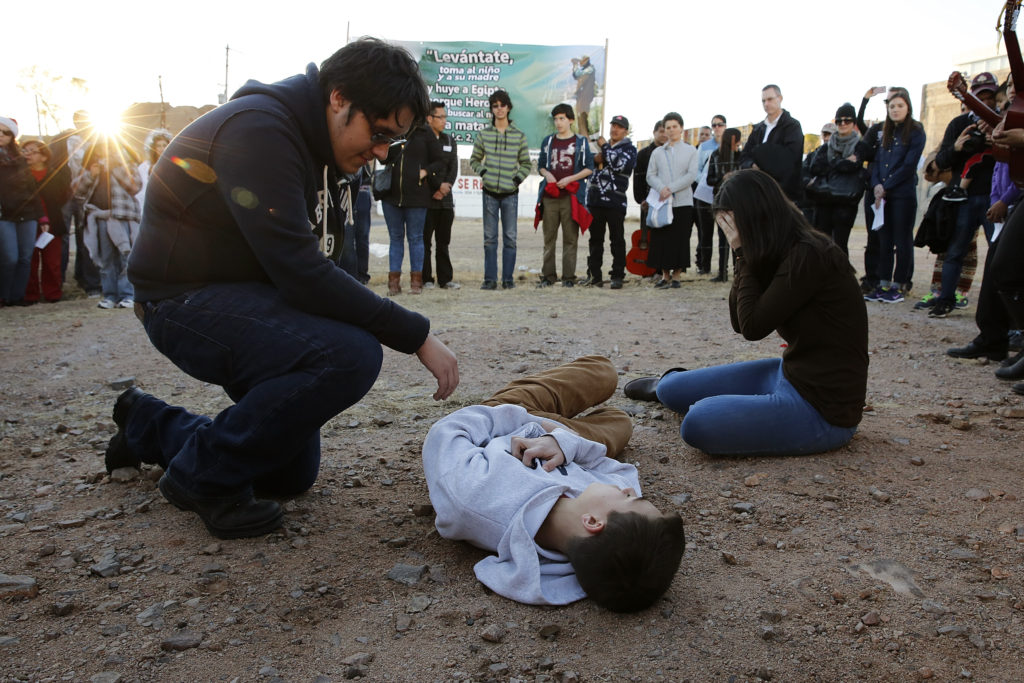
[108, 38, 459, 539]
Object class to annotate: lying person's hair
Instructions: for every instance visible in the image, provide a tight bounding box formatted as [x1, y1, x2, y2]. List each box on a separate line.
[566, 511, 685, 612]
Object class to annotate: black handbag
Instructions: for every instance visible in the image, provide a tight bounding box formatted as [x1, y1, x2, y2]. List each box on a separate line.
[808, 169, 863, 204]
[372, 164, 392, 197]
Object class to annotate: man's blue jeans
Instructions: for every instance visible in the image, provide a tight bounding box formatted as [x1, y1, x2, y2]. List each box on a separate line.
[937, 194, 993, 304]
[96, 218, 134, 301]
[482, 193, 518, 283]
[126, 282, 383, 499]
[656, 358, 856, 456]
[381, 201, 426, 272]
[0, 219, 36, 302]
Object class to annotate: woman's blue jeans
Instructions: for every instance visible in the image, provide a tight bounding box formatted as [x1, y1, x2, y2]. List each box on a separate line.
[381, 201, 426, 272]
[126, 282, 383, 499]
[482, 193, 518, 283]
[656, 358, 856, 456]
[0, 219, 36, 302]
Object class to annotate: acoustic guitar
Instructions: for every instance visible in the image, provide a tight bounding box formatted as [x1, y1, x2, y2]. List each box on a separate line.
[947, 0, 1024, 187]
[625, 224, 656, 277]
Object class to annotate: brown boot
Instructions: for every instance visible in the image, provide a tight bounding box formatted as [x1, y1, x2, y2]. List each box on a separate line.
[410, 271, 423, 294]
[388, 271, 401, 296]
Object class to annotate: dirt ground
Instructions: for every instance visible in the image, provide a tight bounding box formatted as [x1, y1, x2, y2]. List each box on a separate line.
[1, 217, 1022, 683]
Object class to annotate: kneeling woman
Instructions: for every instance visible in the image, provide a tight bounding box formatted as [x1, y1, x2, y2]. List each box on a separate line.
[634, 170, 868, 456]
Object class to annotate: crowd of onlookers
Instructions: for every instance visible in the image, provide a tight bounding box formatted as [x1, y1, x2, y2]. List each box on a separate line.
[0, 111, 171, 310]
[2, 76, 1022, 399]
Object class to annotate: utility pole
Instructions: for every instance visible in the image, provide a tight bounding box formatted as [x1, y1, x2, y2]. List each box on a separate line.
[223, 45, 230, 105]
[35, 94, 43, 137]
[159, 75, 167, 129]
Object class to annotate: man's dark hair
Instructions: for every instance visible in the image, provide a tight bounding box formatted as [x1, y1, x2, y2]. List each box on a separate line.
[762, 84, 782, 97]
[662, 112, 684, 128]
[566, 511, 685, 613]
[652, 121, 665, 133]
[429, 101, 446, 112]
[488, 89, 513, 124]
[319, 37, 429, 127]
[551, 103, 576, 120]
[713, 114, 727, 124]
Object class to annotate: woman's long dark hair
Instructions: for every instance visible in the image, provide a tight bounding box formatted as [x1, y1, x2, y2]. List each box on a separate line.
[719, 127, 741, 167]
[713, 169, 852, 283]
[881, 87, 918, 149]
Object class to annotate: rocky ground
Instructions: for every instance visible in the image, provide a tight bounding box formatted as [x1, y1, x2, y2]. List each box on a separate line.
[1, 219, 1022, 683]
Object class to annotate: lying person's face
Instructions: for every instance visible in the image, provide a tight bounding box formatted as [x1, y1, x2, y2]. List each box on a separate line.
[577, 482, 662, 520]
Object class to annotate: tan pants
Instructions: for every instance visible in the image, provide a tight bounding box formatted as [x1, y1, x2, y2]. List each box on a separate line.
[541, 194, 579, 283]
[482, 355, 633, 459]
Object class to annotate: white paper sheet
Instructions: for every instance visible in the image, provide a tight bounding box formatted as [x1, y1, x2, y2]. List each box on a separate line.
[35, 231, 54, 249]
[871, 199, 885, 231]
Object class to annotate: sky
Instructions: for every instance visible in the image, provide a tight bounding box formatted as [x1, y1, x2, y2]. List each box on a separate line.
[1, 0, 1007, 141]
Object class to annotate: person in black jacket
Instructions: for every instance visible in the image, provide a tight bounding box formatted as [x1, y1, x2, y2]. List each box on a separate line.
[0, 117, 45, 307]
[113, 38, 459, 539]
[422, 102, 459, 289]
[378, 121, 444, 295]
[739, 85, 804, 202]
[809, 104, 863, 255]
[633, 121, 667, 234]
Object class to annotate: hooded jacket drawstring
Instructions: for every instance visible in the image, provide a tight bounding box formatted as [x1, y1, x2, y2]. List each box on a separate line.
[321, 165, 329, 254]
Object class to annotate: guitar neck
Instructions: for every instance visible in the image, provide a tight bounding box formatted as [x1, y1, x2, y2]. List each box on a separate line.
[1007, 2, 1024, 87]
[958, 91, 1004, 128]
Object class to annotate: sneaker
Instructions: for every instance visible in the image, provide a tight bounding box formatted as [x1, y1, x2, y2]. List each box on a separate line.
[654, 279, 670, 289]
[942, 186, 968, 202]
[536, 279, 554, 288]
[863, 287, 884, 302]
[670, 280, 681, 289]
[98, 297, 116, 309]
[442, 282, 461, 290]
[1009, 330, 1023, 352]
[580, 276, 603, 287]
[501, 280, 515, 290]
[878, 287, 904, 303]
[610, 278, 623, 290]
[480, 280, 498, 290]
[913, 292, 937, 310]
[928, 300, 954, 318]
[955, 292, 969, 309]
[86, 290, 102, 299]
[562, 279, 575, 287]
[422, 281, 436, 289]
[117, 297, 134, 309]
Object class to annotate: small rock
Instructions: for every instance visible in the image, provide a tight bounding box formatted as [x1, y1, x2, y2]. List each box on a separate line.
[917, 667, 934, 680]
[90, 557, 121, 578]
[995, 406, 1024, 418]
[90, 673, 122, 683]
[670, 492, 692, 505]
[407, 594, 432, 613]
[538, 623, 560, 638]
[948, 548, 978, 561]
[489, 663, 510, 674]
[964, 488, 992, 502]
[721, 551, 738, 565]
[411, 504, 433, 517]
[259, 666, 280, 677]
[910, 456, 925, 466]
[921, 599, 949, 615]
[344, 665, 366, 679]
[731, 502, 755, 514]
[109, 377, 136, 390]
[199, 543, 221, 555]
[951, 418, 971, 431]
[0, 636, 19, 647]
[760, 625, 777, 641]
[868, 486, 891, 503]
[55, 518, 87, 529]
[760, 610, 786, 623]
[342, 652, 374, 666]
[109, 467, 139, 483]
[937, 624, 967, 637]
[861, 611, 880, 626]
[480, 623, 506, 643]
[0, 574, 38, 599]
[161, 631, 202, 651]
[50, 601, 74, 616]
[744, 474, 763, 487]
[386, 563, 427, 586]
[394, 614, 412, 632]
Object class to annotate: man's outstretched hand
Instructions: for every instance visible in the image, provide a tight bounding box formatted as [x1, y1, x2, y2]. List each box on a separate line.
[416, 334, 459, 400]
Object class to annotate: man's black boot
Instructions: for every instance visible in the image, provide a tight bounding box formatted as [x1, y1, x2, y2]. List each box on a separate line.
[158, 475, 284, 540]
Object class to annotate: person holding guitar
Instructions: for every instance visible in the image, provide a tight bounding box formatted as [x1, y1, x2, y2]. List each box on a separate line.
[928, 72, 999, 318]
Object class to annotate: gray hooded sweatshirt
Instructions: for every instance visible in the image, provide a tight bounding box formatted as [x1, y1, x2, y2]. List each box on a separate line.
[421, 404, 641, 606]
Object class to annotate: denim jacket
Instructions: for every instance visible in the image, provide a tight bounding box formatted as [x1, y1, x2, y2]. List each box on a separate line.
[536, 133, 594, 206]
